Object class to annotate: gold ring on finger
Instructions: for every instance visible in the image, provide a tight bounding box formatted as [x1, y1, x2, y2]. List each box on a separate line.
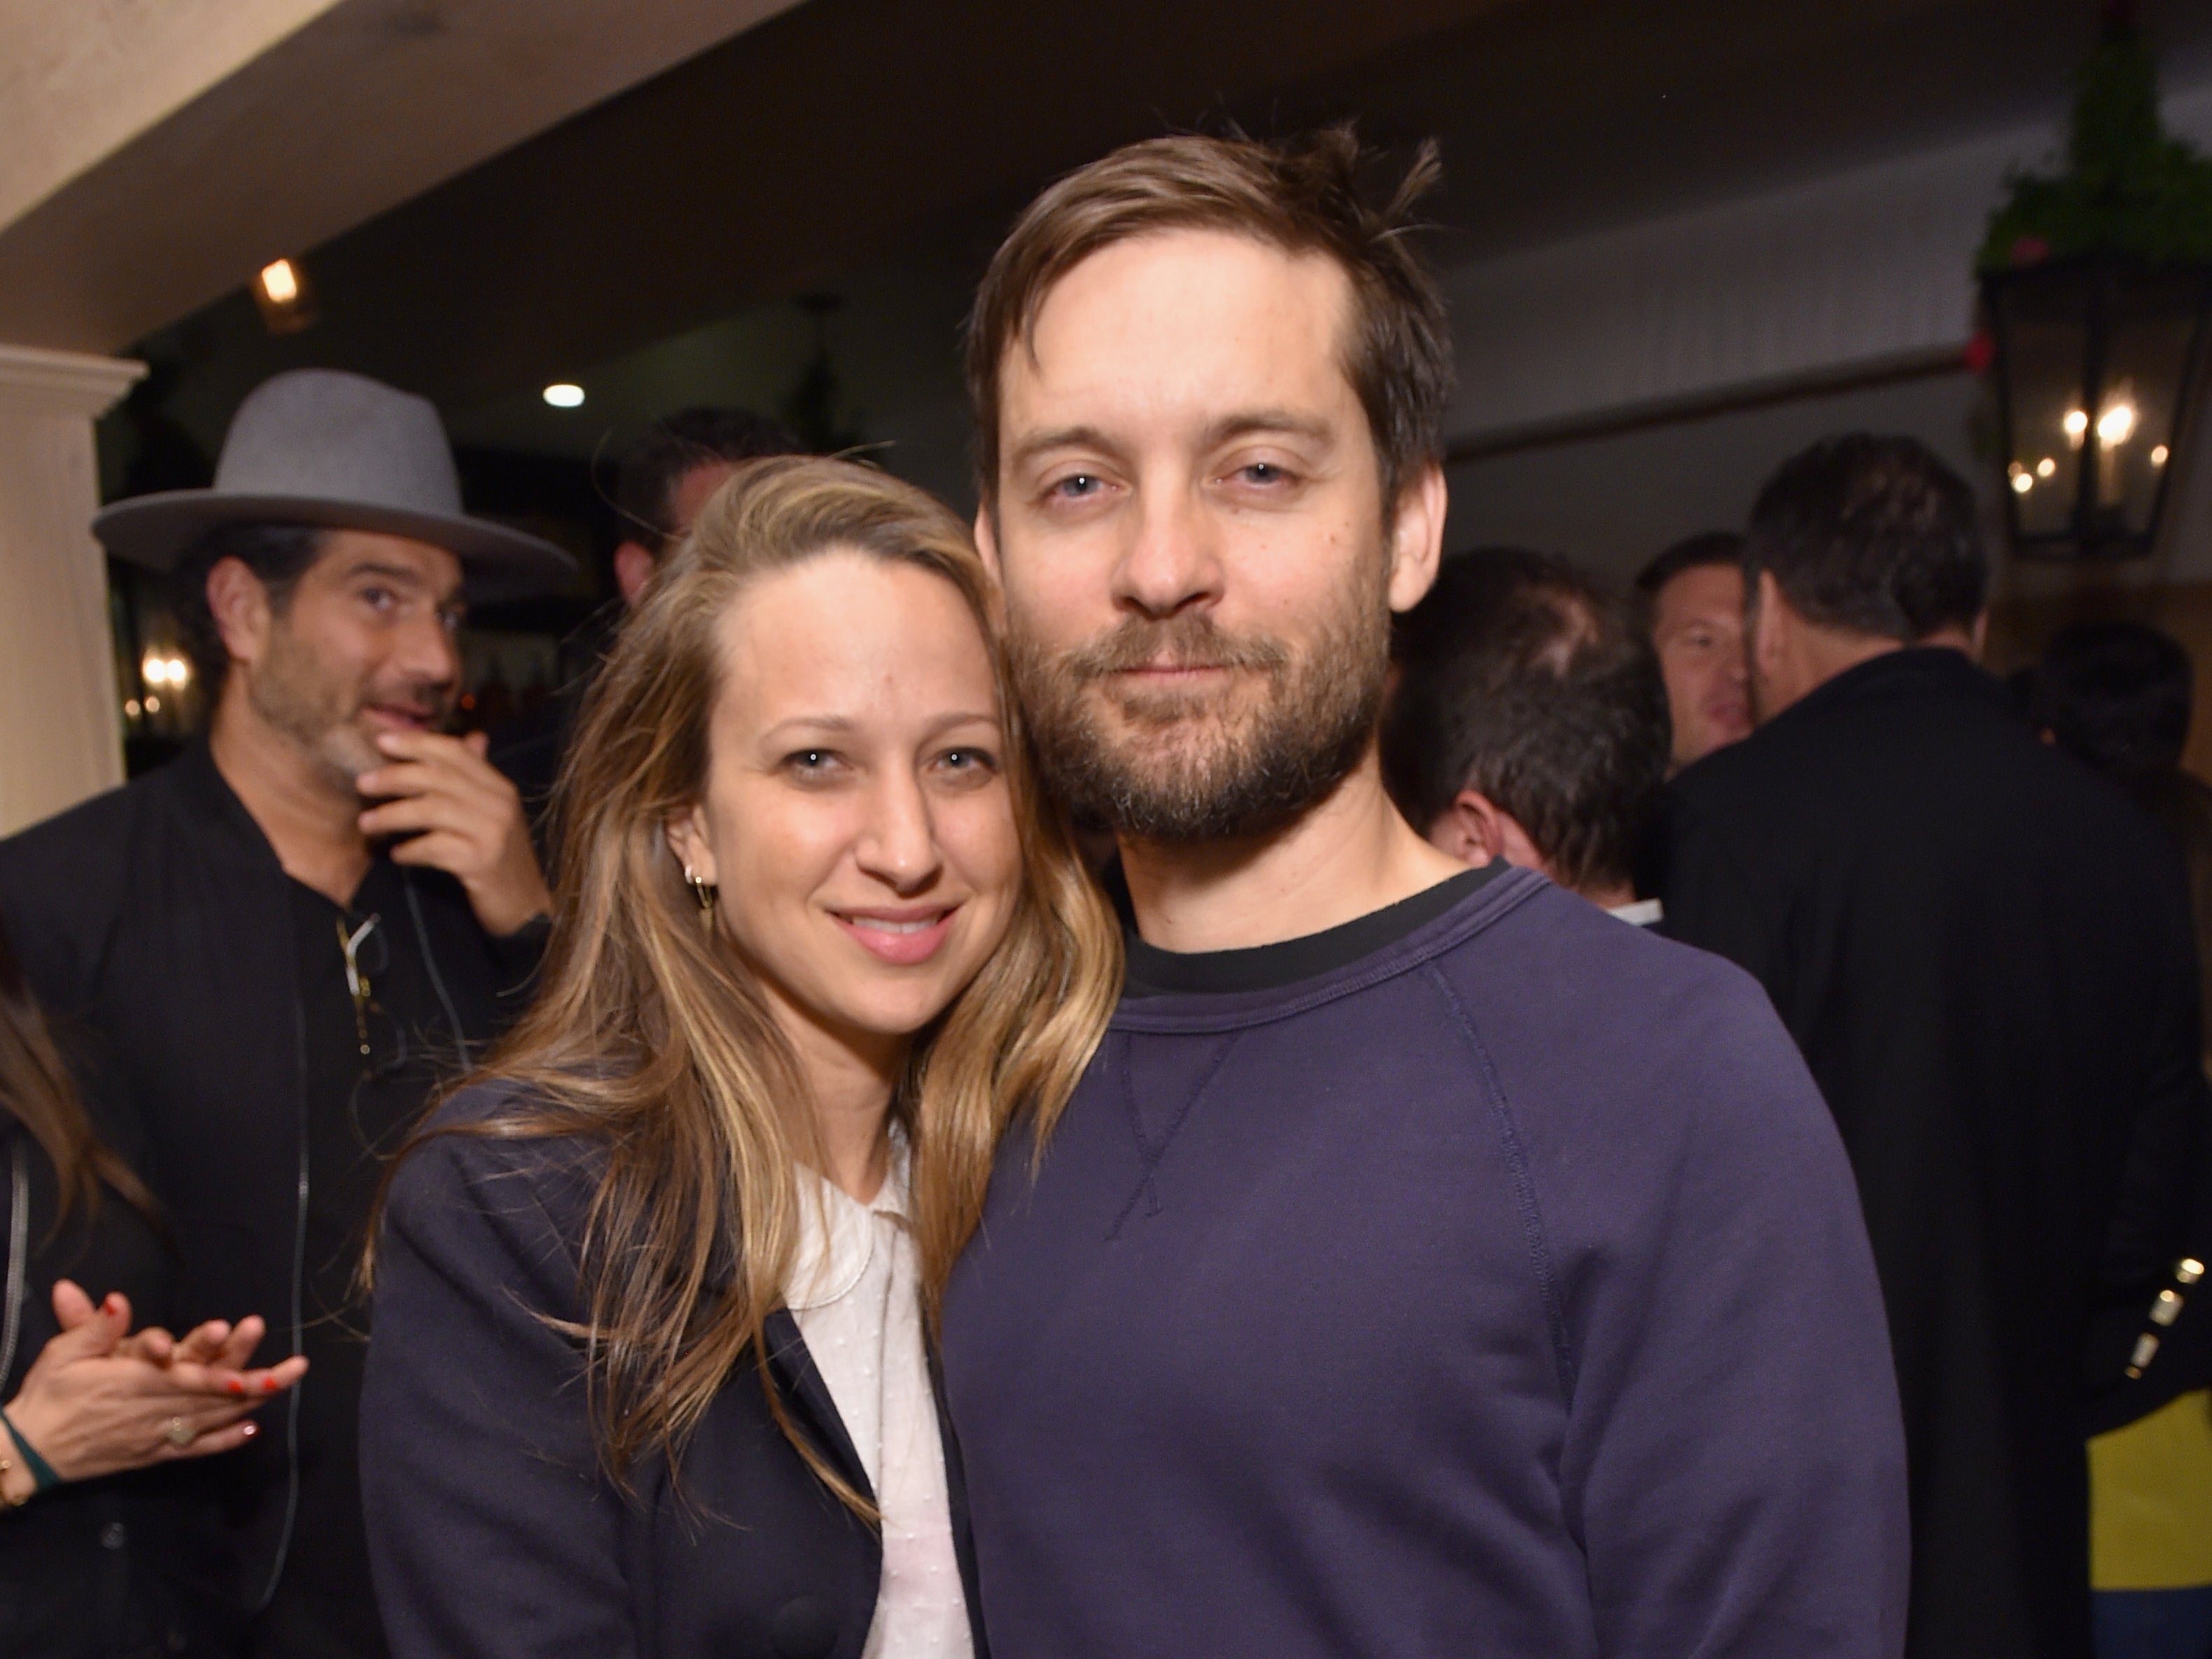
[164, 1417, 196, 1448]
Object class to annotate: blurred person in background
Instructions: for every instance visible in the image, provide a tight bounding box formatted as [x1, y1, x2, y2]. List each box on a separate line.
[1635, 531, 1752, 774]
[606, 407, 806, 605]
[489, 405, 803, 822]
[2028, 619, 2212, 1659]
[0, 369, 571, 1659]
[3, 922, 304, 1658]
[2031, 620, 2212, 1034]
[1662, 434, 2210, 1659]
[1383, 547, 1670, 923]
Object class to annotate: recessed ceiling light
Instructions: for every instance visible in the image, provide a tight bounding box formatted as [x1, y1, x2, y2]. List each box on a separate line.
[542, 383, 584, 408]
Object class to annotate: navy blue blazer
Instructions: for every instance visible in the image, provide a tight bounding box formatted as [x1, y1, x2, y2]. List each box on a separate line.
[360, 1084, 986, 1659]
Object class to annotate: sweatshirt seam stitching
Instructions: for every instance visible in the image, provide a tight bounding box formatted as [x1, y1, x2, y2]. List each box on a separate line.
[1424, 962, 1578, 1401]
[1105, 1029, 1243, 1240]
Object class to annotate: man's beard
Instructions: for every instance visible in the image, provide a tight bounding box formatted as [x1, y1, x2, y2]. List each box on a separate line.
[1011, 566, 1392, 845]
[249, 621, 448, 794]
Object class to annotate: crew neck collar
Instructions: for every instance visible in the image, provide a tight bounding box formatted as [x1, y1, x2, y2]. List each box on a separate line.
[1118, 862, 1506, 1000]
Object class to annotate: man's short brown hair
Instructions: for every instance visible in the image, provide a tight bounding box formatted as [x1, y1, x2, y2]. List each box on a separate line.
[965, 125, 1453, 513]
[1382, 548, 1670, 895]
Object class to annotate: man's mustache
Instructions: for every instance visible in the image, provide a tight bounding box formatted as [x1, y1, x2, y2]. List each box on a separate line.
[1061, 615, 1289, 682]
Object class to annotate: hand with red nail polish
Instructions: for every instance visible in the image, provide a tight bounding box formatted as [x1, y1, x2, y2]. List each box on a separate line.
[0, 1282, 308, 1483]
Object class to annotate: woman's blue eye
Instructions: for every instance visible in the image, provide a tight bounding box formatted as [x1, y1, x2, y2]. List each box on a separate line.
[1240, 463, 1284, 484]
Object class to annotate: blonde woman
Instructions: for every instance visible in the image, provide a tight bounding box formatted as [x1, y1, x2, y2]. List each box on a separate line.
[358, 457, 1118, 1659]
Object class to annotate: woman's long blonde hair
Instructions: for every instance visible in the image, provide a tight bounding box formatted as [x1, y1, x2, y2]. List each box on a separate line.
[424, 456, 1117, 1511]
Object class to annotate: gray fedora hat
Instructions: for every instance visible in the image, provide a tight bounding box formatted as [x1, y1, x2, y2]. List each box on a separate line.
[94, 368, 575, 602]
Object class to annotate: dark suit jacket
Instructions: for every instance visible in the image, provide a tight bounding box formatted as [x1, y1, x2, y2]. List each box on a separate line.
[360, 1083, 987, 1659]
[0, 741, 544, 1625]
[1660, 648, 2208, 1659]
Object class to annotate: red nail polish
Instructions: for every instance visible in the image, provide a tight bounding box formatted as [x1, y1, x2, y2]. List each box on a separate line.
[262, 1376, 281, 1393]
[227, 1378, 246, 1396]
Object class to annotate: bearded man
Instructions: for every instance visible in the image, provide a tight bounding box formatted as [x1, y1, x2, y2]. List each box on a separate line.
[0, 370, 569, 1658]
[936, 129, 1910, 1659]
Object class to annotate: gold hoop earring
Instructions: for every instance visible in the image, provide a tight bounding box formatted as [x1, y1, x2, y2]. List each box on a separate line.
[682, 866, 718, 918]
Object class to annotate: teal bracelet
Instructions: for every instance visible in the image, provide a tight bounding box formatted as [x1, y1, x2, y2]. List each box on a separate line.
[0, 1406, 61, 1493]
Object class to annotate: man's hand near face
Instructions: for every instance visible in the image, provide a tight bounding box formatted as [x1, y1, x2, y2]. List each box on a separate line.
[356, 730, 552, 937]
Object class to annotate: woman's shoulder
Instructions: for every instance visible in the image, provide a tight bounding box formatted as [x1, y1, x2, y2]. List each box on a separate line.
[416, 1074, 610, 1149]
[384, 1077, 610, 1268]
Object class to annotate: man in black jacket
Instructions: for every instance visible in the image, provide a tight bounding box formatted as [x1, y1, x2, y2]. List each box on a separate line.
[0, 370, 571, 1658]
[1661, 434, 2208, 1659]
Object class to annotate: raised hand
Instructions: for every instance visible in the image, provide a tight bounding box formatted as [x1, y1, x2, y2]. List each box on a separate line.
[355, 728, 552, 937]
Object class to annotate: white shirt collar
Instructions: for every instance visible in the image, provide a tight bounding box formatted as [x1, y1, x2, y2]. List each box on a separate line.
[784, 1129, 909, 1312]
[1608, 897, 1665, 927]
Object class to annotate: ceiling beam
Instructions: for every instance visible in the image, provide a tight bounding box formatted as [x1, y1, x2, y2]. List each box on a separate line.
[134, 0, 1504, 416]
[0, 0, 806, 354]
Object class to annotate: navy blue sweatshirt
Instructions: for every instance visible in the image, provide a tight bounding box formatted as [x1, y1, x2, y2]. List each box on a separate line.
[940, 865, 1907, 1658]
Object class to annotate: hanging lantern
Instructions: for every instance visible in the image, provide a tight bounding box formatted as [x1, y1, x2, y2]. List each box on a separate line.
[1975, 6, 2212, 560]
[1982, 256, 2212, 559]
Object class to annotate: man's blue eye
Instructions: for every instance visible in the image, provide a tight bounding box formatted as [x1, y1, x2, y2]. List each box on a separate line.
[1056, 475, 1101, 498]
[1242, 463, 1283, 484]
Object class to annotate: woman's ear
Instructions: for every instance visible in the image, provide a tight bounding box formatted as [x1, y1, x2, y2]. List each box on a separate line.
[666, 804, 717, 889]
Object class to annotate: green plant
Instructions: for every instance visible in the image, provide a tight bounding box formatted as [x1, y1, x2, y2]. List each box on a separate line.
[1979, 20, 2212, 270]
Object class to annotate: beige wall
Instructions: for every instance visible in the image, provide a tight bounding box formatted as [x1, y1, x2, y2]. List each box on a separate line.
[0, 0, 343, 233]
[0, 0, 805, 355]
[0, 346, 143, 834]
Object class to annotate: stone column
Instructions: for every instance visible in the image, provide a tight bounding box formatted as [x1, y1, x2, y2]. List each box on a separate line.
[0, 344, 145, 835]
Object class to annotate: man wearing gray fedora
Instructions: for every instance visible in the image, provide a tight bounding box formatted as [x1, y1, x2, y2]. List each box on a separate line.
[0, 369, 573, 1658]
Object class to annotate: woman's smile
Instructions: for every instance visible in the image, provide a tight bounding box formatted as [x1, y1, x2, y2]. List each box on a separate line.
[832, 904, 962, 966]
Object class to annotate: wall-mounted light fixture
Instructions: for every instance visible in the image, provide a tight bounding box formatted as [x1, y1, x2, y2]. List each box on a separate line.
[141, 651, 191, 690]
[253, 258, 318, 335]
[1984, 258, 2212, 557]
[1975, 15, 2212, 559]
